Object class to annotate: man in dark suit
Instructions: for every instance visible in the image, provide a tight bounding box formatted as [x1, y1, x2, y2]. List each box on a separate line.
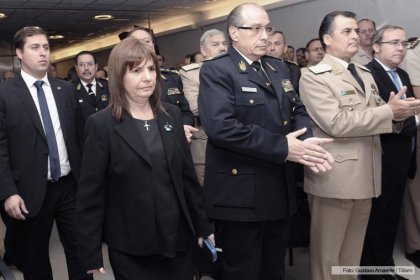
[72, 51, 109, 123]
[0, 26, 90, 280]
[361, 25, 417, 280]
[198, 3, 334, 279]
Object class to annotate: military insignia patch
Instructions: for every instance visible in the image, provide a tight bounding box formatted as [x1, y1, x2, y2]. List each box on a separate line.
[370, 84, 378, 95]
[341, 90, 356, 96]
[239, 61, 247, 71]
[101, 94, 108, 102]
[167, 88, 181, 95]
[281, 79, 294, 92]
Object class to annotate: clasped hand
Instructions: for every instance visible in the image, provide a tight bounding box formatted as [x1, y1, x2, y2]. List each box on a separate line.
[388, 86, 420, 121]
[286, 127, 334, 173]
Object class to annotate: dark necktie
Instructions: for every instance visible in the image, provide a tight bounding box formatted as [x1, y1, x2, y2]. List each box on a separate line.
[87, 83, 96, 103]
[34, 81, 61, 181]
[347, 63, 365, 92]
[251, 61, 271, 86]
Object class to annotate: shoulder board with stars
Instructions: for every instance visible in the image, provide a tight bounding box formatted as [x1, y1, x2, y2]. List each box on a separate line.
[308, 63, 333, 74]
[181, 63, 200, 72]
[408, 38, 420, 49]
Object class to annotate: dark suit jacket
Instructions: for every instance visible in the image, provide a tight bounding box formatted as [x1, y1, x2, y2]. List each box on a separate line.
[72, 78, 109, 123]
[0, 74, 82, 217]
[160, 69, 195, 126]
[198, 47, 312, 222]
[366, 59, 417, 186]
[75, 104, 211, 270]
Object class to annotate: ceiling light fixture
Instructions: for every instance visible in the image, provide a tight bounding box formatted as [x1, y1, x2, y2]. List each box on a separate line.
[49, 35, 64, 39]
[94, 15, 114, 21]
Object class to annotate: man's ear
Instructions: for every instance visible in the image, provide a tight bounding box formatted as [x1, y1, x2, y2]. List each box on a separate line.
[229, 26, 238, 43]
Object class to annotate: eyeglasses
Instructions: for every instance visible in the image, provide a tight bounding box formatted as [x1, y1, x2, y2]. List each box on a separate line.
[237, 25, 274, 35]
[379, 40, 410, 48]
[77, 62, 95, 68]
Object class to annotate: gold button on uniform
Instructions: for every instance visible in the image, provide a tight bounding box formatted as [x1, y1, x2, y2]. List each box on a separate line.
[232, 169, 238, 175]
[249, 99, 254, 104]
[283, 120, 288, 126]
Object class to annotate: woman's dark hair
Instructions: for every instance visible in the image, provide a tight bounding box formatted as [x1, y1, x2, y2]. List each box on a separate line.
[108, 37, 163, 122]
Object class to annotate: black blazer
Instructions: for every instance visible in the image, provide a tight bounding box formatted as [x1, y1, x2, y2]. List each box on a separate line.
[0, 74, 82, 216]
[366, 59, 417, 186]
[198, 47, 312, 222]
[72, 78, 109, 123]
[75, 104, 211, 270]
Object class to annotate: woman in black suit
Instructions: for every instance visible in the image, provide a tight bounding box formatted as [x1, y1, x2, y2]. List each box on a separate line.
[75, 37, 213, 279]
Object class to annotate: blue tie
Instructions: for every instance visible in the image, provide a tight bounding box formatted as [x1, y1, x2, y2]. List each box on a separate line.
[34, 81, 61, 181]
[388, 69, 402, 91]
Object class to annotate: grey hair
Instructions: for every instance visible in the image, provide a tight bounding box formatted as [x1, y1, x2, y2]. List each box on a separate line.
[200, 29, 225, 48]
[372, 24, 404, 45]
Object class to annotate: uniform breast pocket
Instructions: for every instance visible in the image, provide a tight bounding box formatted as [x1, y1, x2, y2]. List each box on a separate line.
[236, 95, 265, 125]
[212, 167, 256, 209]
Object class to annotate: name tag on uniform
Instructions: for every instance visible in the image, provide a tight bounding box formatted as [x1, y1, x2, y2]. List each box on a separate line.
[167, 88, 181, 95]
[241, 87, 257, 93]
[341, 90, 356, 96]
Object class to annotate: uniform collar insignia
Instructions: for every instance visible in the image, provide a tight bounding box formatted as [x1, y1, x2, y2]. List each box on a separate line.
[76, 83, 81, 91]
[239, 60, 247, 72]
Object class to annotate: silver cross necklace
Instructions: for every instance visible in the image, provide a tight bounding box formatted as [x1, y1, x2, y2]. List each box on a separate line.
[143, 120, 150, 131]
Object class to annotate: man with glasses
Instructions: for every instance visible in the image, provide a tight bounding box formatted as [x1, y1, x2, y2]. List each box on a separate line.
[352, 18, 376, 65]
[73, 51, 109, 124]
[300, 12, 420, 280]
[198, 3, 334, 279]
[361, 25, 417, 280]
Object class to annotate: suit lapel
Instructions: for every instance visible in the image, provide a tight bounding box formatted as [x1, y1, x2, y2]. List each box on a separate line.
[372, 59, 398, 94]
[13, 75, 47, 144]
[397, 68, 414, 98]
[49, 78, 69, 142]
[263, 59, 284, 105]
[76, 79, 97, 106]
[115, 113, 153, 166]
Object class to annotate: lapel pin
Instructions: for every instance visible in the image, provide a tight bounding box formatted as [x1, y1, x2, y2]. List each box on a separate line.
[164, 123, 173, 132]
